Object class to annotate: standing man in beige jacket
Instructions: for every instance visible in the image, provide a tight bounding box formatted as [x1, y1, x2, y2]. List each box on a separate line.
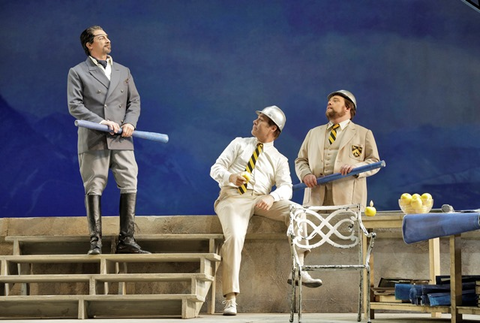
[295, 90, 380, 210]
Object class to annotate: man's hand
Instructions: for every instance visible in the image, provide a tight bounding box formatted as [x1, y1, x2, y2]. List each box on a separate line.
[302, 174, 318, 188]
[339, 164, 354, 175]
[256, 195, 274, 211]
[101, 120, 120, 135]
[121, 123, 135, 137]
[229, 174, 247, 187]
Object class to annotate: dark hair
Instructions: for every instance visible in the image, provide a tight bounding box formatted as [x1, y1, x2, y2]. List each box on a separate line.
[80, 26, 103, 56]
[265, 117, 281, 138]
[344, 99, 356, 120]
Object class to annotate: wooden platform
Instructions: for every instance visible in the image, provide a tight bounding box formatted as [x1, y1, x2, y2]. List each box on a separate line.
[0, 234, 223, 319]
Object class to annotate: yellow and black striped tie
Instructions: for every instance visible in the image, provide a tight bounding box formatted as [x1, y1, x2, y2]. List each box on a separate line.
[238, 143, 263, 194]
[328, 124, 340, 145]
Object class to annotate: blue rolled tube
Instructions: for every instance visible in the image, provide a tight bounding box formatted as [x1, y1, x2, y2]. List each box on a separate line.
[75, 120, 169, 143]
[292, 160, 386, 191]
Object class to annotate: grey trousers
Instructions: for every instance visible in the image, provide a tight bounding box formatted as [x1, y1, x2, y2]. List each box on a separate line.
[78, 150, 138, 195]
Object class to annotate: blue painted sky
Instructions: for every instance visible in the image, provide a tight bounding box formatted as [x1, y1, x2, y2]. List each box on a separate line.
[1, 0, 480, 216]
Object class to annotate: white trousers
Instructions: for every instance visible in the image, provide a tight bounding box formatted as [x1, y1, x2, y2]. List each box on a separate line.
[214, 187, 299, 296]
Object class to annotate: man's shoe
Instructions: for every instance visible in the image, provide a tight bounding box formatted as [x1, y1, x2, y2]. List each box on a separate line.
[222, 299, 237, 316]
[287, 272, 323, 288]
[115, 239, 151, 254]
[87, 245, 101, 255]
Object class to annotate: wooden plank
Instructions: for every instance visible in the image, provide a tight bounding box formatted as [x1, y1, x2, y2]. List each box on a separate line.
[457, 306, 480, 315]
[101, 253, 221, 263]
[1, 253, 220, 264]
[93, 273, 214, 283]
[5, 234, 225, 255]
[4, 234, 225, 243]
[370, 302, 450, 313]
[84, 294, 204, 301]
[0, 294, 204, 319]
[0, 295, 81, 319]
[450, 235, 463, 323]
[84, 295, 200, 319]
[0, 274, 91, 283]
[362, 214, 404, 229]
[429, 237, 442, 318]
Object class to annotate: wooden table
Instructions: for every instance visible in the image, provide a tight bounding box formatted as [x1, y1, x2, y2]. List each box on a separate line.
[362, 212, 443, 319]
[362, 211, 480, 323]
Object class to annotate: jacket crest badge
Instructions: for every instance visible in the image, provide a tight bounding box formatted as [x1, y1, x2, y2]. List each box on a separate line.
[352, 145, 362, 157]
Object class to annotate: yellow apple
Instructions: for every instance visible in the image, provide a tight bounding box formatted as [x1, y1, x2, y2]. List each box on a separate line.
[412, 193, 421, 200]
[365, 200, 376, 217]
[411, 195, 423, 211]
[241, 172, 251, 182]
[400, 193, 412, 205]
[421, 193, 433, 203]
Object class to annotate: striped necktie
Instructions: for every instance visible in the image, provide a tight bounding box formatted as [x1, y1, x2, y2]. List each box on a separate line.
[238, 143, 263, 194]
[328, 124, 340, 145]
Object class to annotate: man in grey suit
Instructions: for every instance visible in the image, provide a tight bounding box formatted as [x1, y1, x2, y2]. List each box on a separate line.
[67, 25, 149, 255]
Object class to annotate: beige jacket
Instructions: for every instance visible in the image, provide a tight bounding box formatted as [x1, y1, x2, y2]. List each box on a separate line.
[295, 122, 380, 209]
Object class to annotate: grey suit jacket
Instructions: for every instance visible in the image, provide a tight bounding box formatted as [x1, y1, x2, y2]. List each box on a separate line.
[67, 57, 141, 154]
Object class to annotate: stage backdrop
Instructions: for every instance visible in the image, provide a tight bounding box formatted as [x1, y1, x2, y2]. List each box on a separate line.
[1, 0, 480, 217]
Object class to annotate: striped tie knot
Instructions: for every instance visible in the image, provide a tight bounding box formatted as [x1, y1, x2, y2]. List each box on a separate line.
[328, 124, 340, 145]
[238, 143, 263, 194]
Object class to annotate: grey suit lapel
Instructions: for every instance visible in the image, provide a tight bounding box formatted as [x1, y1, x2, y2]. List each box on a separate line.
[106, 64, 121, 99]
[85, 57, 110, 89]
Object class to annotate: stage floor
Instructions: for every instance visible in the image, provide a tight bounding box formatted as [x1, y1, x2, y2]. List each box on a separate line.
[1, 313, 480, 323]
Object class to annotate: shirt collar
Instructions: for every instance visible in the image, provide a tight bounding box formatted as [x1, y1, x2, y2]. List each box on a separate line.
[328, 119, 350, 130]
[257, 140, 274, 149]
[89, 55, 113, 67]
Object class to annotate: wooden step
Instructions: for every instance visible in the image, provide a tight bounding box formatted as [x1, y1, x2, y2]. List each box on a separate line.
[0, 294, 204, 319]
[93, 272, 214, 283]
[5, 234, 224, 255]
[0, 273, 214, 293]
[0, 273, 213, 286]
[1, 253, 221, 273]
[1, 235, 223, 318]
[0, 274, 92, 284]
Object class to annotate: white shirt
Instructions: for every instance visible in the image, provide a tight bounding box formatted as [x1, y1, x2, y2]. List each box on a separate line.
[327, 119, 350, 139]
[89, 56, 113, 80]
[210, 137, 293, 201]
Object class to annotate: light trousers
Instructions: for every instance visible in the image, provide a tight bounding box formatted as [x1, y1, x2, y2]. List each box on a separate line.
[214, 187, 300, 296]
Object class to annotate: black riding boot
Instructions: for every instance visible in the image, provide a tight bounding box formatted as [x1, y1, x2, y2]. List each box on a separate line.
[116, 193, 150, 254]
[86, 194, 102, 255]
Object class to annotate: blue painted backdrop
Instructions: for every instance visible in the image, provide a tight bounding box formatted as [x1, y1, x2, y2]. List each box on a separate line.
[1, 0, 480, 217]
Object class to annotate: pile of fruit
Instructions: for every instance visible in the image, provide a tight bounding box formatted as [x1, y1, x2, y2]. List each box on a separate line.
[399, 193, 433, 214]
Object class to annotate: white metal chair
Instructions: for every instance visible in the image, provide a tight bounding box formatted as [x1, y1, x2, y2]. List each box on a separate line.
[288, 203, 376, 323]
